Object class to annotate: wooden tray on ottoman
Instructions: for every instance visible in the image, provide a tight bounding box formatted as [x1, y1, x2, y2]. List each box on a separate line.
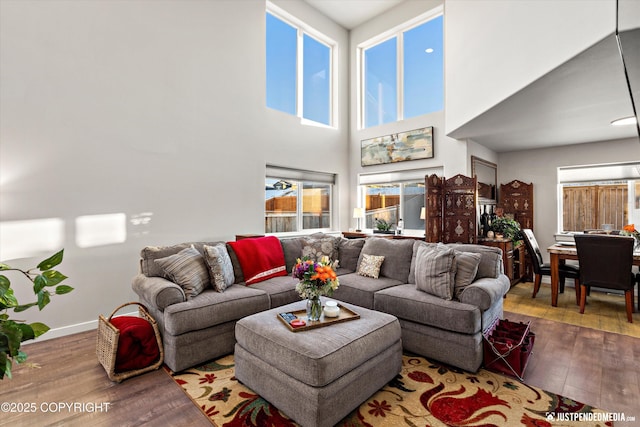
[277, 304, 360, 332]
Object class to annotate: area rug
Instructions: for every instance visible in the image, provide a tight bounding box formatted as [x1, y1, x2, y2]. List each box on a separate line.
[169, 353, 614, 427]
[504, 282, 639, 338]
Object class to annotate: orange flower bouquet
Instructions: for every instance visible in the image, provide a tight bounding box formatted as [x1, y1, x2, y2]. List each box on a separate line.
[621, 224, 640, 247]
[292, 256, 339, 321]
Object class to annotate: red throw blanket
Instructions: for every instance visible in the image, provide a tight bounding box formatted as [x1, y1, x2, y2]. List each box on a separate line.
[111, 316, 160, 373]
[228, 236, 287, 285]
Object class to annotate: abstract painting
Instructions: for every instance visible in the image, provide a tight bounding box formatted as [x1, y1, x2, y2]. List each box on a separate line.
[361, 126, 433, 166]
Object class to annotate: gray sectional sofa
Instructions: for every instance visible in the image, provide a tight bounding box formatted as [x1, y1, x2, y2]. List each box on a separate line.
[132, 234, 510, 373]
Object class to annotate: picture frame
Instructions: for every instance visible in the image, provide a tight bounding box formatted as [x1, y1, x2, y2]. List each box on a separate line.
[361, 126, 434, 166]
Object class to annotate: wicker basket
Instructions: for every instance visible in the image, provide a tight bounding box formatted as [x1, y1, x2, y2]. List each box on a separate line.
[96, 302, 164, 383]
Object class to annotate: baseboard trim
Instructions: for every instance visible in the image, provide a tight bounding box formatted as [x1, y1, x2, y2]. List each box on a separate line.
[34, 310, 138, 342]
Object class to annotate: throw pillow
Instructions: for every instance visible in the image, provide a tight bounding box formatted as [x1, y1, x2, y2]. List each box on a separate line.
[301, 236, 338, 262]
[453, 250, 482, 299]
[203, 244, 235, 292]
[357, 254, 385, 279]
[154, 245, 210, 299]
[415, 245, 456, 300]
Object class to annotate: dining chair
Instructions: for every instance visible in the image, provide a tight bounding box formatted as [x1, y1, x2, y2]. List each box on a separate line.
[521, 229, 581, 303]
[574, 234, 635, 323]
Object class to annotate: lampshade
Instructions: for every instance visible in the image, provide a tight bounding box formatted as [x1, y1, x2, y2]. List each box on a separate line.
[353, 207, 364, 218]
[420, 207, 426, 220]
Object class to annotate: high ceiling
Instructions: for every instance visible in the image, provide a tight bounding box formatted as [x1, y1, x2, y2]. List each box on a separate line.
[303, 0, 640, 152]
[303, 0, 404, 29]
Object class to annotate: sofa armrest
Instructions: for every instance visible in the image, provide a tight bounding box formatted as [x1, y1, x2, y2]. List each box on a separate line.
[458, 274, 510, 311]
[132, 273, 186, 310]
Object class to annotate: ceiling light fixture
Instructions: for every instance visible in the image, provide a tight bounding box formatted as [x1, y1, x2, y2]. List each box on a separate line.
[425, 48, 434, 53]
[610, 116, 637, 126]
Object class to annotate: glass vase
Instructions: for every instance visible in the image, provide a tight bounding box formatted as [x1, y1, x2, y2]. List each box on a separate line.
[306, 295, 322, 321]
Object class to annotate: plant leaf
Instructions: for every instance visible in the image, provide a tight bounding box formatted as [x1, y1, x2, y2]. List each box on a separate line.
[0, 320, 23, 356]
[42, 270, 67, 287]
[0, 352, 10, 380]
[0, 275, 10, 294]
[14, 302, 38, 313]
[37, 249, 64, 271]
[55, 285, 74, 295]
[28, 322, 49, 339]
[33, 275, 46, 294]
[0, 287, 18, 309]
[16, 350, 28, 363]
[17, 323, 35, 341]
[0, 263, 11, 271]
[37, 291, 50, 310]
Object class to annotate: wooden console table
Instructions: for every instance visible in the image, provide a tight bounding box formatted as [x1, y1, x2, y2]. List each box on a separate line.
[342, 231, 425, 241]
[478, 238, 526, 286]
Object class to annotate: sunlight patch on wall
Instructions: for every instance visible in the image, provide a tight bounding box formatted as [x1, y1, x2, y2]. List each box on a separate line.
[75, 213, 127, 248]
[0, 218, 65, 261]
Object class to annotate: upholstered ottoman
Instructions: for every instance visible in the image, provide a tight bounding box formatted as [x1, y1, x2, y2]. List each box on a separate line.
[234, 299, 402, 427]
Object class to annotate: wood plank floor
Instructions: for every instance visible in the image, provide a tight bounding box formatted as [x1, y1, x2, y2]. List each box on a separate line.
[1, 311, 639, 426]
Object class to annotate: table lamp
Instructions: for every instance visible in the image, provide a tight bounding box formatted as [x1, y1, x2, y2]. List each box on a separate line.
[353, 208, 364, 232]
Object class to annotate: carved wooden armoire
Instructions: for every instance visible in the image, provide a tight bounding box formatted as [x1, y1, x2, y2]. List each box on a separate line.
[499, 180, 534, 230]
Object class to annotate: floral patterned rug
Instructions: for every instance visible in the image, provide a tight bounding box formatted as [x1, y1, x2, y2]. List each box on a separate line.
[169, 353, 613, 427]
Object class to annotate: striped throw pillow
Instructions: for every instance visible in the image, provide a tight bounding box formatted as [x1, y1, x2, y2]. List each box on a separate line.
[415, 245, 456, 300]
[155, 245, 210, 299]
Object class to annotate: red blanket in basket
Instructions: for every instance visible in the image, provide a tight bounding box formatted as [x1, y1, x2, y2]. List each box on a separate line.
[111, 316, 160, 373]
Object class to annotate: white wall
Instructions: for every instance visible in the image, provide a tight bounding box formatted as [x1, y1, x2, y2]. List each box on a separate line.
[348, 0, 468, 228]
[498, 137, 640, 263]
[445, 0, 615, 135]
[0, 0, 349, 337]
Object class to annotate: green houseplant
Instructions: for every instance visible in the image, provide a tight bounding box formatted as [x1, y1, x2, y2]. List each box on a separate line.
[0, 249, 74, 379]
[490, 217, 522, 244]
[373, 218, 394, 234]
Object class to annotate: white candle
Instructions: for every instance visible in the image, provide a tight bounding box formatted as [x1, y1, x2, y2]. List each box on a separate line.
[323, 300, 340, 317]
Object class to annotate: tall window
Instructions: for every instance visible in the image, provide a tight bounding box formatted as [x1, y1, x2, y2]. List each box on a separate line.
[265, 167, 334, 233]
[558, 163, 640, 232]
[361, 10, 443, 128]
[266, 7, 334, 126]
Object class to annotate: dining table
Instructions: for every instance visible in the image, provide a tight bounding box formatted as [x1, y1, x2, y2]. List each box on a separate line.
[547, 242, 640, 306]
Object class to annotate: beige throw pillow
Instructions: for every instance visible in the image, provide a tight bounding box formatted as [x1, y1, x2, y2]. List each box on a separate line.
[357, 254, 385, 279]
[415, 245, 456, 300]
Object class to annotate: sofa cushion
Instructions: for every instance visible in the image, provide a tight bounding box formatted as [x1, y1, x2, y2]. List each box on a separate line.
[163, 285, 270, 336]
[140, 241, 222, 278]
[358, 237, 414, 282]
[415, 245, 456, 300]
[408, 240, 439, 284]
[203, 244, 235, 292]
[331, 272, 403, 309]
[357, 254, 385, 279]
[280, 237, 305, 273]
[302, 235, 338, 261]
[227, 236, 287, 285]
[154, 246, 210, 299]
[338, 238, 365, 272]
[249, 275, 300, 308]
[453, 250, 482, 298]
[446, 243, 503, 279]
[374, 284, 481, 335]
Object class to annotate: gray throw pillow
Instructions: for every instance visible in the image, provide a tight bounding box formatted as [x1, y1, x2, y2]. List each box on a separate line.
[203, 244, 235, 292]
[154, 245, 210, 299]
[302, 236, 338, 261]
[453, 250, 482, 298]
[415, 245, 456, 300]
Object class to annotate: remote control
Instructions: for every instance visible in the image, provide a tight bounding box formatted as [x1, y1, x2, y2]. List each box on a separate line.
[279, 312, 297, 323]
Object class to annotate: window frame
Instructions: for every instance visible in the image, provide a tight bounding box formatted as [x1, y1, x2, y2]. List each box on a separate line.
[357, 6, 444, 129]
[557, 162, 640, 233]
[266, 2, 338, 128]
[265, 166, 335, 235]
